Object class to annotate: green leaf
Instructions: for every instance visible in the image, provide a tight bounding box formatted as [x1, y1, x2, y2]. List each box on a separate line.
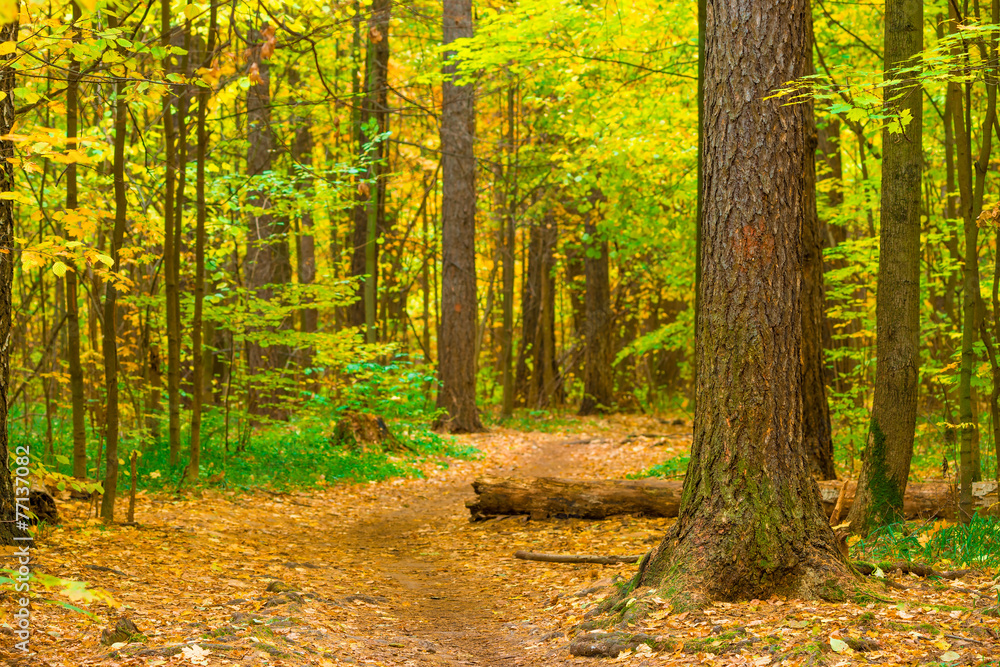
[846, 107, 868, 123]
[51, 261, 67, 278]
[830, 638, 850, 654]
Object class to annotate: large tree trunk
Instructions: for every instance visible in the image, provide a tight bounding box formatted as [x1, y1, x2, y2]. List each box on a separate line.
[0, 14, 26, 545]
[635, 0, 855, 607]
[801, 17, 835, 481]
[847, 0, 923, 534]
[436, 0, 483, 433]
[244, 26, 292, 419]
[578, 218, 613, 415]
[466, 476, 1000, 523]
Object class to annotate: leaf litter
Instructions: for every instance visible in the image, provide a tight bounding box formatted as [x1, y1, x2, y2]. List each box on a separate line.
[1, 414, 998, 666]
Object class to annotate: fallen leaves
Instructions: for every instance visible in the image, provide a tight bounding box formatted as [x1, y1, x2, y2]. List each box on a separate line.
[0, 414, 997, 666]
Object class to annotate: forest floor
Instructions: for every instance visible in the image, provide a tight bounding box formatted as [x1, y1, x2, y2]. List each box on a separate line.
[3, 415, 1000, 666]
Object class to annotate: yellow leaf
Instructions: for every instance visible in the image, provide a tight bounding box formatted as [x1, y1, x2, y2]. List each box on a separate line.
[934, 639, 951, 650]
[0, 2, 15, 23]
[77, 0, 97, 10]
[0, 41, 15, 56]
[51, 261, 67, 277]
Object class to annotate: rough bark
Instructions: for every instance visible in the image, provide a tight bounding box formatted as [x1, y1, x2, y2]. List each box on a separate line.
[633, 0, 855, 607]
[0, 15, 25, 545]
[801, 19, 835, 481]
[244, 26, 292, 419]
[435, 0, 483, 433]
[578, 219, 613, 415]
[466, 476, 998, 523]
[847, 0, 923, 534]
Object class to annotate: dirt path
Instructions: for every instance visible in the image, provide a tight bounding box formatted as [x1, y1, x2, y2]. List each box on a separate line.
[5, 419, 674, 666]
[314, 436, 598, 666]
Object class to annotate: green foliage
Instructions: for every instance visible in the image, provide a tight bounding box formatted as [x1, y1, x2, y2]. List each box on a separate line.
[330, 356, 443, 423]
[127, 407, 478, 493]
[850, 516, 1000, 570]
[627, 455, 690, 480]
[0, 569, 116, 618]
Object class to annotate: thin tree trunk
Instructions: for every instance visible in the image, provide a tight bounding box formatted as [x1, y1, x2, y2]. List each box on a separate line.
[349, 0, 390, 336]
[66, 0, 86, 480]
[101, 30, 130, 524]
[579, 217, 613, 416]
[953, 0, 998, 518]
[161, 0, 181, 465]
[0, 13, 25, 545]
[500, 84, 517, 418]
[293, 116, 318, 341]
[436, 0, 483, 433]
[188, 0, 217, 481]
[847, 0, 923, 534]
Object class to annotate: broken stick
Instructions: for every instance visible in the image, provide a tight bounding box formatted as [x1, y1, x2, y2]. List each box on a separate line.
[514, 550, 642, 565]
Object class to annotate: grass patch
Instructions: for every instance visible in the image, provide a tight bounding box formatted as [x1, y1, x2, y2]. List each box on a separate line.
[849, 516, 1000, 570]
[17, 402, 481, 496]
[627, 455, 690, 480]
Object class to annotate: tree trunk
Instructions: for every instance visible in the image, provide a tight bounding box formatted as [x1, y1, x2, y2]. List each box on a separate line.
[101, 31, 130, 524]
[66, 0, 87, 480]
[514, 220, 540, 402]
[348, 0, 390, 336]
[801, 17, 835, 481]
[0, 14, 26, 545]
[188, 1, 217, 481]
[847, 0, 923, 534]
[161, 0, 182, 465]
[635, 0, 855, 606]
[579, 219, 613, 415]
[953, 0, 998, 517]
[500, 85, 517, 418]
[244, 25, 292, 419]
[293, 117, 318, 339]
[466, 476, 1000, 523]
[436, 0, 483, 433]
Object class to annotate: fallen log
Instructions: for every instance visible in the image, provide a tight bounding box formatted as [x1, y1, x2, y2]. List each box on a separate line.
[467, 476, 1000, 522]
[514, 550, 642, 565]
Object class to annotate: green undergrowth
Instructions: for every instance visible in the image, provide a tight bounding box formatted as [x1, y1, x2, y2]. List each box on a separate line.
[13, 406, 481, 496]
[849, 516, 1000, 570]
[627, 455, 690, 479]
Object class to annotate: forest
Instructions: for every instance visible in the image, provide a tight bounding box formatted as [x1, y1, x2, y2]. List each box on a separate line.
[1, 0, 1000, 664]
